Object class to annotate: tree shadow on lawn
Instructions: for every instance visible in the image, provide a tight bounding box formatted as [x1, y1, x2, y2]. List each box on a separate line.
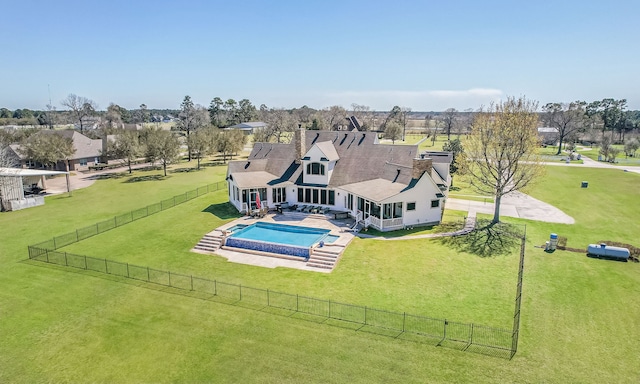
[202, 202, 241, 220]
[169, 167, 204, 174]
[88, 172, 129, 180]
[124, 175, 168, 183]
[437, 219, 522, 257]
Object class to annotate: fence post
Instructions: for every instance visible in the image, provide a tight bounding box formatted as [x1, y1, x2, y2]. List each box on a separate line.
[190, 275, 193, 291]
[296, 294, 299, 312]
[76, 229, 79, 242]
[328, 300, 331, 318]
[53, 237, 57, 250]
[105, 258, 108, 274]
[84, 255, 87, 269]
[126, 263, 130, 278]
[403, 312, 406, 332]
[470, 323, 474, 345]
[45, 249, 49, 263]
[96, 223, 99, 234]
[214, 280, 217, 295]
[364, 306, 367, 325]
[168, 271, 172, 287]
[147, 266, 150, 282]
[64, 252, 68, 266]
[239, 284, 242, 300]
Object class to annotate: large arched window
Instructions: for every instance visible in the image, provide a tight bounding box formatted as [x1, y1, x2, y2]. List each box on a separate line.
[306, 162, 325, 175]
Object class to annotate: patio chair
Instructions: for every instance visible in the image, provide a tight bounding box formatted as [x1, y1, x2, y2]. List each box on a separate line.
[303, 205, 314, 213]
[296, 204, 307, 212]
[318, 206, 328, 214]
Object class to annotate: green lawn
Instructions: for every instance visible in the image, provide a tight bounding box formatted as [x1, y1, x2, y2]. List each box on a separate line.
[1, 162, 639, 383]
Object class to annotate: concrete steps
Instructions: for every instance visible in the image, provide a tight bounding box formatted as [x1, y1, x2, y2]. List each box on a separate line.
[306, 245, 344, 270]
[193, 232, 224, 253]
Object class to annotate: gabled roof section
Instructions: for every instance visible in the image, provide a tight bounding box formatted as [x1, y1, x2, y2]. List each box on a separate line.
[312, 141, 339, 161]
[227, 130, 425, 190]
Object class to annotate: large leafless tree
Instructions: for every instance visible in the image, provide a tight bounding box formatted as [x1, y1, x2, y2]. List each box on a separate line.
[61, 93, 98, 132]
[464, 97, 544, 223]
[542, 101, 586, 154]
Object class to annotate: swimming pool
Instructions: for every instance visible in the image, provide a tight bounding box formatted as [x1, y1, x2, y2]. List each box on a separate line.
[224, 222, 334, 258]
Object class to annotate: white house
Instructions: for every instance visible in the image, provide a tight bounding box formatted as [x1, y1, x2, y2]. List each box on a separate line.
[226, 129, 452, 231]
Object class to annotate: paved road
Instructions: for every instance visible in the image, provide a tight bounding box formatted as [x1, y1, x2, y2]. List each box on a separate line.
[544, 153, 640, 174]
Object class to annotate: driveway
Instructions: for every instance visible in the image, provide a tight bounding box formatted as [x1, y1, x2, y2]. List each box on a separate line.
[43, 163, 153, 195]
[446, 191, 575, 224]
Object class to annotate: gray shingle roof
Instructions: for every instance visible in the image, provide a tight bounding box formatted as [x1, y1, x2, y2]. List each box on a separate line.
[227, 131, 447, 196]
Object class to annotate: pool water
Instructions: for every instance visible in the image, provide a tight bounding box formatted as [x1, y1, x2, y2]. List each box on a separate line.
[225, 224, 248, 233]
[230, 222, 330, 247]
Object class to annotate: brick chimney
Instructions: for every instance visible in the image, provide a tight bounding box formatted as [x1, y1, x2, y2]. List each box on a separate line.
[294, 125, 306, 164]
[412, 155, 433, 179]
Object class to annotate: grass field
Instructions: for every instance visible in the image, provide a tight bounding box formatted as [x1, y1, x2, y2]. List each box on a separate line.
[1, 161, 639, 383]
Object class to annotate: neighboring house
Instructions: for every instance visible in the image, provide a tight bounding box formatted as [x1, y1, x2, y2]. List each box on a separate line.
[0, 167, 67, 211]
[12, 130, 104, 171]
[226, 129, 452, 231]
[538, 127, 559, 145]
[227, 121, 268, 134]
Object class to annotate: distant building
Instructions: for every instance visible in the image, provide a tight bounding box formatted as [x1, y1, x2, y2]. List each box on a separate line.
[227, 122, 268, 134]
[332, 116, 361, 131]
[74, 116, 101, 131]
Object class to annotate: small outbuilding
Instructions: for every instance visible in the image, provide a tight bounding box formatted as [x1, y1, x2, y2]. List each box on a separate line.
[0, 167, 68, 211]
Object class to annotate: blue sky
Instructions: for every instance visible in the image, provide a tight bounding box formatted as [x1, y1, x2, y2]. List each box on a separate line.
[2, 0, 639, 111]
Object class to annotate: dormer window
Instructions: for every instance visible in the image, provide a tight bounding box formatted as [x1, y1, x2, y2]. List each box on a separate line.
[307, 162, 325, 175]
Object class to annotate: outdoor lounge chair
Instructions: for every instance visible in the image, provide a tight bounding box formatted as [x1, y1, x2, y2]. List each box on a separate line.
[317, 206, 328, 214]
[296, 204, 308, 212]
[303, 205, 314, 213]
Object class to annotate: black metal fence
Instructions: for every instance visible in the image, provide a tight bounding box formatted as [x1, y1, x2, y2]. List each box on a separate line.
[30, 181, 226, 251]
[27, 246, 515, 358]
[511, 227, 527, 359]
[25, 181, 524, 359]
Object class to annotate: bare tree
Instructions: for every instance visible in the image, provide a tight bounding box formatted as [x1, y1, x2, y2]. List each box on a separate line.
[61, 93, 98, 132]
[542, 101, 586, 155]
[322, 105, 346, 130]
[265, 109, 295, 143]
[463, 96, 543, 223]
[399, 107, 411, 141]
[442, 108, 458, 141]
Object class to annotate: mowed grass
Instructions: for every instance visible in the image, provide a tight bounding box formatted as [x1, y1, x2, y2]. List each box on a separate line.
[1, 161, 639, 383]
[58, 194, 515, 326]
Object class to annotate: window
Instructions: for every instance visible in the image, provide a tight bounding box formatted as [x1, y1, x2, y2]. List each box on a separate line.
[312, 189, 319, 204]
[305, 189, 311, 203]
[394, 202, 403, 218]
[298, 188, 303, 202]
[328, 190, 335, 205]
[320, 189, 327, 205]
[306, 162, 325, 175]
[79, 158, 88, 166]
[272, 187, 286, 203]
[407, 202, 416, 211]
[242, 190, 248, 203]
[348, 194, 353, 211]
[431, 199, 440, 208]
